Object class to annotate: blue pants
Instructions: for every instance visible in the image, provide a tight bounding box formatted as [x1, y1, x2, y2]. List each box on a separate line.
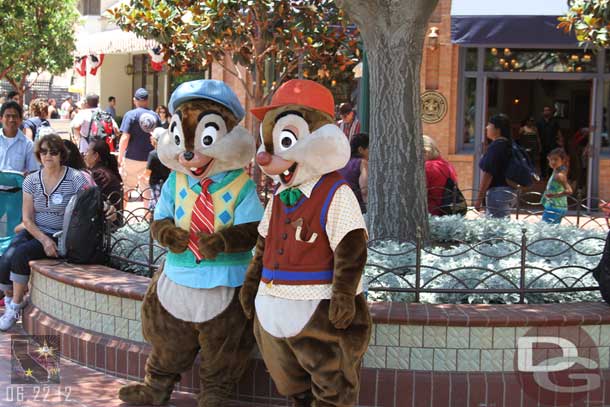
[0, 231, 51, 291]
[486, 186, 515, 218]
[542, 207, 567, 224]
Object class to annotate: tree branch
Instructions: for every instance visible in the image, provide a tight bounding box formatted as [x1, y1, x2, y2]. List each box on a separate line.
[216, 58, 253, 99]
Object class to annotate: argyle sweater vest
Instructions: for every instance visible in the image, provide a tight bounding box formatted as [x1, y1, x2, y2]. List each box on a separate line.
[165, 170, 253, 270]
[262, 172, 347, 285]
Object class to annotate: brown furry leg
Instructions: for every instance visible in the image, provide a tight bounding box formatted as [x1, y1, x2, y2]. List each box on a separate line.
[119, 272, 200, 405]
[253, 315, 312, 397]
[290, 294, 371, 407]
[195, 287, 256, 407]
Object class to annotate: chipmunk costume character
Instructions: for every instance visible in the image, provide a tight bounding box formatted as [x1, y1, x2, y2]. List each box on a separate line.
[119, 80, 263, 407]
[239, 79, 371, 407]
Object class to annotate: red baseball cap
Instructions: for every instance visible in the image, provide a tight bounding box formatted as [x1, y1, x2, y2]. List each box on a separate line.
[251, 79, 335, 120]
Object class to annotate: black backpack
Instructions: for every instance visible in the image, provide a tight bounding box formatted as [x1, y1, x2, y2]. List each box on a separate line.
[87, 110, 115, 143]
[439, 177, 467, 216]
[57, 187, 106, 264]
[504, 141, 538, 187]
[593, 232, 610, 305]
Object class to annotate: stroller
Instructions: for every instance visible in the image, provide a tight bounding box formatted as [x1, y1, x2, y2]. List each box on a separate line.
[0, 171, 24, 257]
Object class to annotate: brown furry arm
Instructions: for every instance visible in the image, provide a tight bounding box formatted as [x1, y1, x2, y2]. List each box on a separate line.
[329, 229, 368, 329]
[197, 222, 259, 260]
[150, 218, 190, 254]
[239, 236, 265, 319]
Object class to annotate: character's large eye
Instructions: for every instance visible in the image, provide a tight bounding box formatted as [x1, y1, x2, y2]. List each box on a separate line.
[201, 123, 218, 147]
[279, 129, 297, 151]
[195, 112, 227, 149]
[169, 114, 183, 146]
[272, 113, 308, 154]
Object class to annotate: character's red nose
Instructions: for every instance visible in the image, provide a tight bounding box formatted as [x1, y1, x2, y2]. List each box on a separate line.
[256, 151, 272, 166]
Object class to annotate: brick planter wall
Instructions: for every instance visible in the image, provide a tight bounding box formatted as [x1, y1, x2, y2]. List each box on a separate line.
[23, 259, 610, 407]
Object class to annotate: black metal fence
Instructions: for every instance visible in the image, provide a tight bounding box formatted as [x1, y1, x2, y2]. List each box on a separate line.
[103, 185, 607, 303]
[366, 229, 605, 304]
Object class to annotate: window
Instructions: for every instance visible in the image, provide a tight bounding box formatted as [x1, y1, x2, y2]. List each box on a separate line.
[602, 81, 610, 157]
[461, 77, 476, 147]
[484, 48, 596, 73]
[78, 0, 101, 16]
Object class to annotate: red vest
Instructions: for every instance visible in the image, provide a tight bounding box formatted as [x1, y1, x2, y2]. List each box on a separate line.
[262, 172, 346, 285]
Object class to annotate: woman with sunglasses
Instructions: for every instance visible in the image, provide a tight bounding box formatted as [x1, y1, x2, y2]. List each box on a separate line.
[155, 105, 169, 129]
[0, 133, 90, 330]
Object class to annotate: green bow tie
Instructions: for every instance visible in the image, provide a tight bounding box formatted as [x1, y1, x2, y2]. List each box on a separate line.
[279, 188, 303, 207]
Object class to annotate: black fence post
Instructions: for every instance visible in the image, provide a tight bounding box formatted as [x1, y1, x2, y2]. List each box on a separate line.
[415, 227, 422, 303]
[519, 228, 527, 304]
[148, 222, 155, 277]
[576, 189, 583, 228]
[515, 188, 521, 220]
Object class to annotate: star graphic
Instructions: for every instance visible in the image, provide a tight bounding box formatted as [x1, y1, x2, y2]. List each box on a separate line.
[35, 341, 55, 360]
[24, 368, 33, 377]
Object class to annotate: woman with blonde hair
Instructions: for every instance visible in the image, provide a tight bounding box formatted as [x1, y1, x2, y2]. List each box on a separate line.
[423, 134, 459, 215]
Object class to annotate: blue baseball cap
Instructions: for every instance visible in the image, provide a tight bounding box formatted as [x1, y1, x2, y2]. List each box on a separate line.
[134, 88, 149, 100]
[168, 79, 245, 122]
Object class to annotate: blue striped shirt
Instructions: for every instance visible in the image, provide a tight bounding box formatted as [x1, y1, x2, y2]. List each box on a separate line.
[23, 167, 90, 234]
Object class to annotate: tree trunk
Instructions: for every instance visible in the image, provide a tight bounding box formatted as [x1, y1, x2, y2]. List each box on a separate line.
[337, 0, 438, 241]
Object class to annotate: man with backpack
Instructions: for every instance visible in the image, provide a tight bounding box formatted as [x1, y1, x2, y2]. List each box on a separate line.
[476, 114, 516, 218]
[70, 93, 119, 154]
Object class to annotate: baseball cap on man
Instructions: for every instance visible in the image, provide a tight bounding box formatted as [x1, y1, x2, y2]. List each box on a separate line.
[134, 88, 149, 100]
[339, 102, 353, 116]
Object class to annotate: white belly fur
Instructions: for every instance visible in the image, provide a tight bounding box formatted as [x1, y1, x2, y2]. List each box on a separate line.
[157, 272, 234, 323]
[255, 294, 321, 338]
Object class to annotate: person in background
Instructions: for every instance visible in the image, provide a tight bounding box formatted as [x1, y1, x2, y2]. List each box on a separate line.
[106, 96, 117, 120]
[423, 134, 459, 216]
[518, 116, 541, 169]
[476, 113, 515, 218]
[155, 105, 170, 129]
[537, 105, 559, 179]
[338, 133, 369, 213]
[118, 88, 160, 206]
[541, 148, 572, 224]
[60, 96, 73, 119]
[337, 102, 361, 140]
[23, 98, 50, 141]
[84, 139, 123, 212]
[71, 93, 119, 154]
[47, 98, 60, 119]
[144, 128, 170, 212]
[7, 91, 19, 103]
[0, 133, 90, 330]
[0, 101, 39, 174]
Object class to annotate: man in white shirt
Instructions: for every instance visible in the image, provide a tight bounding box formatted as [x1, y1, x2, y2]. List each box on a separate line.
[70, 93, 118, 153]
[0, 101, 38, 174]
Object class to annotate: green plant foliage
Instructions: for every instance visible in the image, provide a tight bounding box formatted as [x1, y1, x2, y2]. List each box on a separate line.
[559, 0, 610, 47]
[0, 0, 80, 93]
[110, 0, 361, 102]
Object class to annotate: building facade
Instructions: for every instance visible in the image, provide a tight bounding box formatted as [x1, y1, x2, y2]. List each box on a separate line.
[421, 0, 610, 204]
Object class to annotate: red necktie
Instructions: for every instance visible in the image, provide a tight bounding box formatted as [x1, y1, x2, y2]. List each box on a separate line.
[188, 178, 214, 261]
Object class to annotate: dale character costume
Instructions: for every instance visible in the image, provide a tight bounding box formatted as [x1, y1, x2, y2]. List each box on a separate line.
[240, 79, 371, 407]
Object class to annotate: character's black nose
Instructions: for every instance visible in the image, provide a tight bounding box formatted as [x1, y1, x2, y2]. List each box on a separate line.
[183, 151, 194, 161]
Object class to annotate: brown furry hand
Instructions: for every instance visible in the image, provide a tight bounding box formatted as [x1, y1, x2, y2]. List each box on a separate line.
[197, 232, 224, 260]
[329, 291, 356, 329]
[150, 218, 190, 254]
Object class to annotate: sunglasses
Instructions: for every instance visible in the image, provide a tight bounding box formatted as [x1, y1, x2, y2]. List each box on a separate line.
[39, 148, 60, 156]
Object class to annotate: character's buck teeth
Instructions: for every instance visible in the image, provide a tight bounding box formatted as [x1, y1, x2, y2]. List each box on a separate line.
[190, 167, 198, 171]
[283, 170, 290, 176]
